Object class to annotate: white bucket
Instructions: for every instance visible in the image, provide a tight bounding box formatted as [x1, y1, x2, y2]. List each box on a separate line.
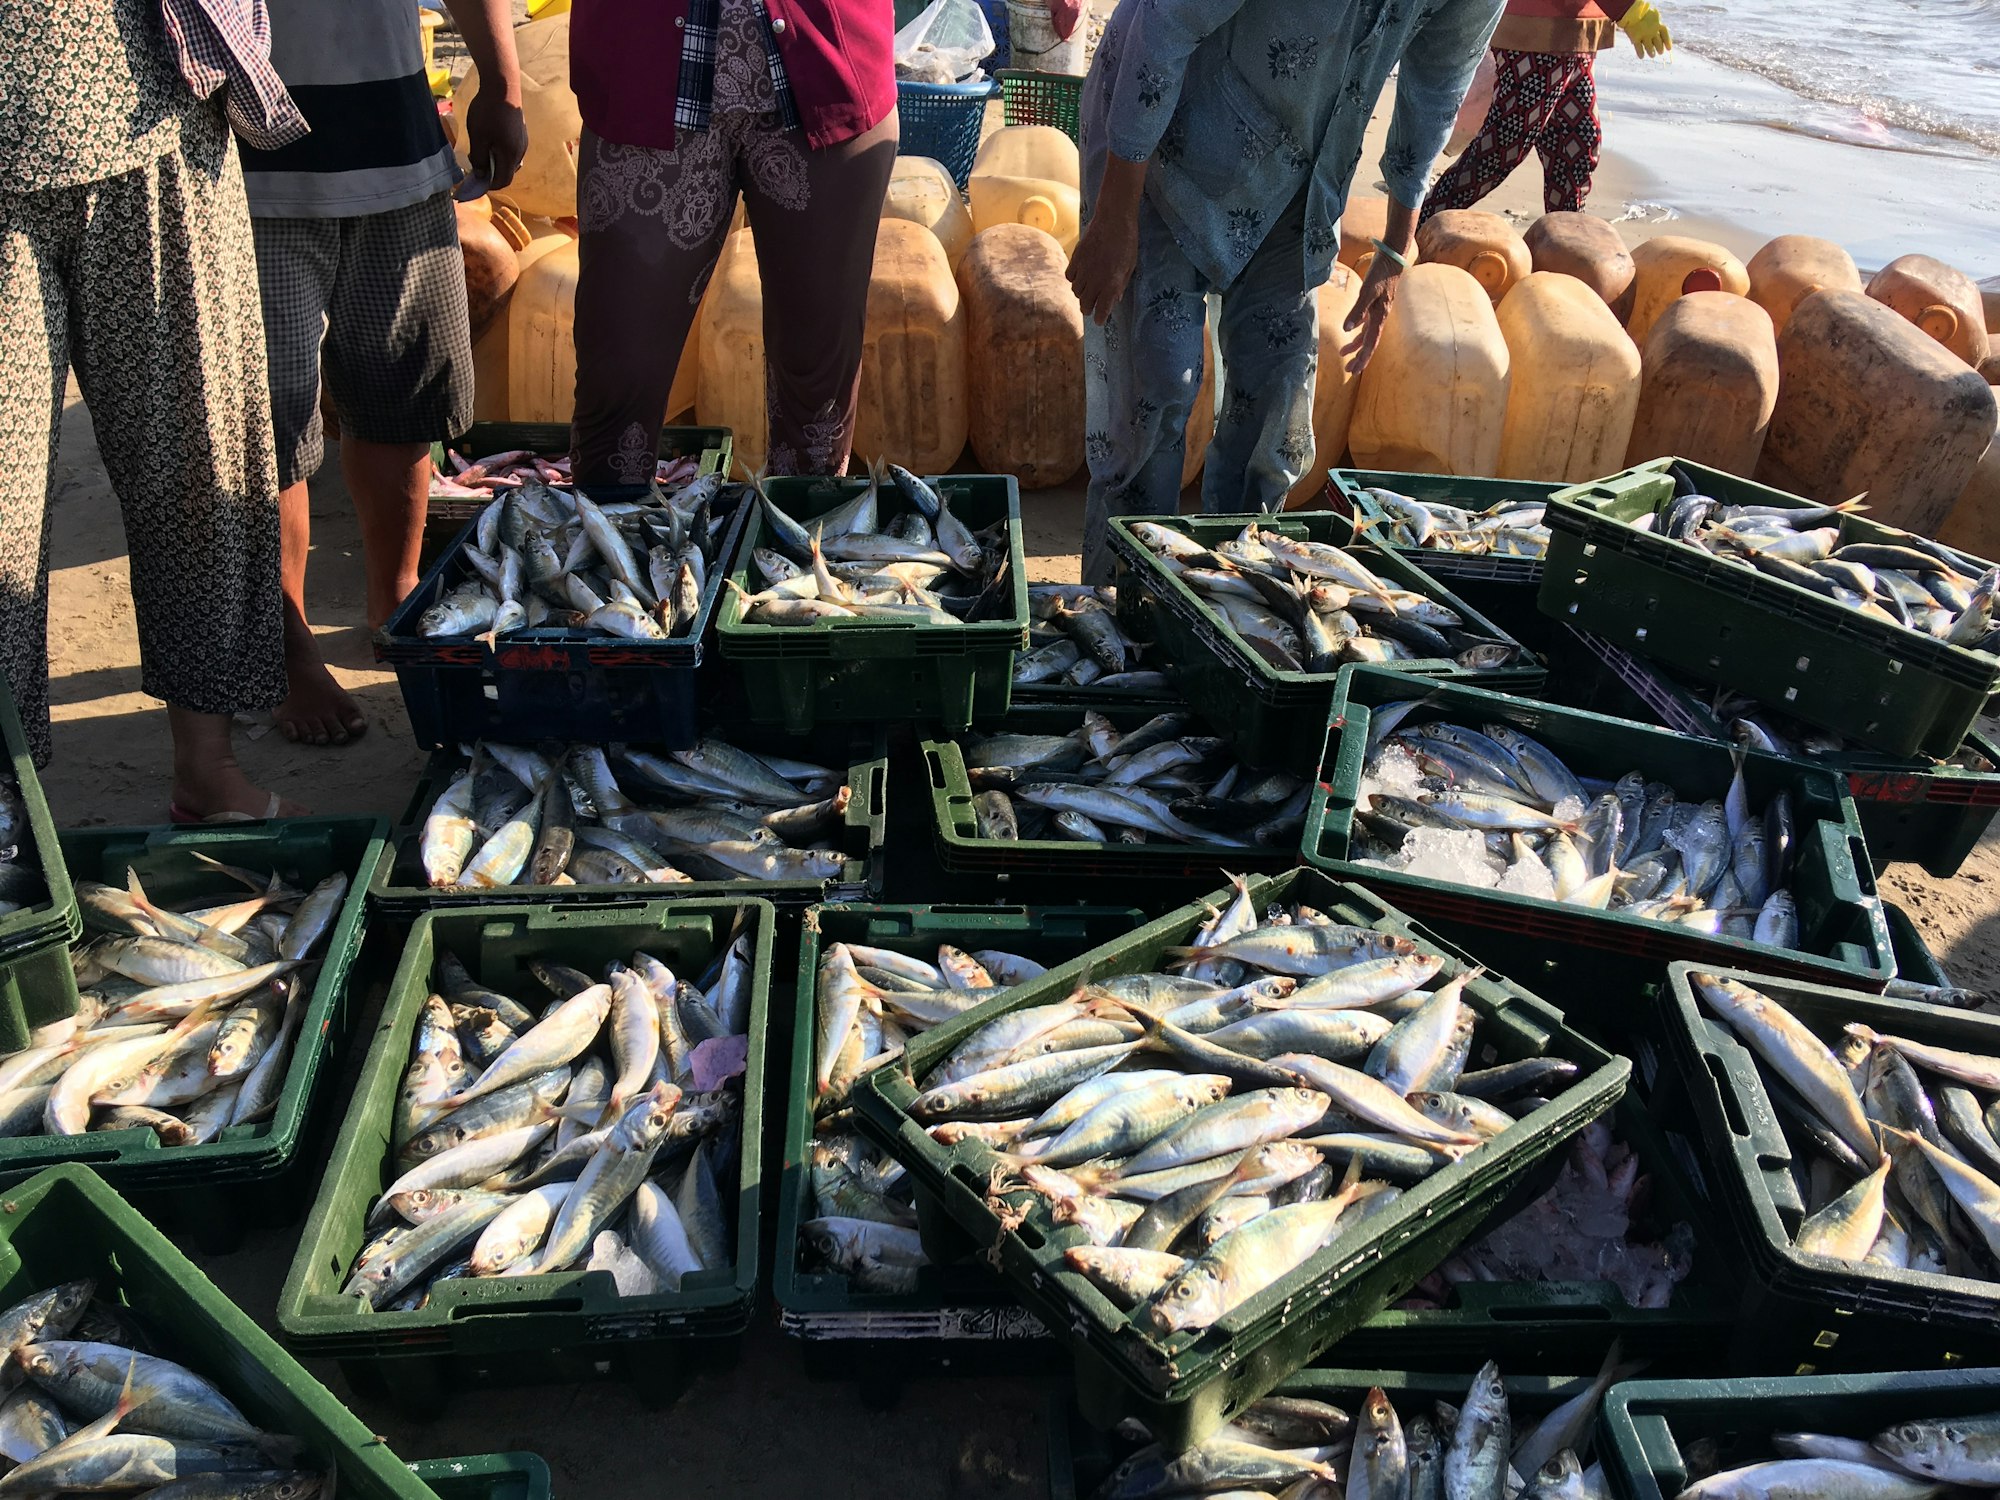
[1006, 0, 1086, 74]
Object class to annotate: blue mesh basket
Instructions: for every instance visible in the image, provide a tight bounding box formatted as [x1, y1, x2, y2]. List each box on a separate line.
[896, 78, 999, 189]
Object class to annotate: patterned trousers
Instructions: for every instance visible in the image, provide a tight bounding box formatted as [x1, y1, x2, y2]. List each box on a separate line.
[1080, 190, 1319, 586]
[570, 111, 898, 486]
[1422, 48, 1603, 220]
[0, 108, 286, 763]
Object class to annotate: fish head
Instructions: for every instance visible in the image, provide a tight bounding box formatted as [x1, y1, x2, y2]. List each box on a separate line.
[1149, 1263, 1227, 1335]
[1873, 1422, 1955, 1476]
[40, 1280, 95, 1338]
[1538, 1451, 1582, 1484]
[13, 1346, 60, 1384]
[1360, 1386, 1398, 1436]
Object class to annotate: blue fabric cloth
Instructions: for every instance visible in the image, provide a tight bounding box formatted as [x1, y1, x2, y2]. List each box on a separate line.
[1083, 0, 1504, 289]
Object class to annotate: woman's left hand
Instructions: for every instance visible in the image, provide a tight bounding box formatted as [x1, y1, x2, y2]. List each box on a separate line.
[1341, 253, 1405, 375]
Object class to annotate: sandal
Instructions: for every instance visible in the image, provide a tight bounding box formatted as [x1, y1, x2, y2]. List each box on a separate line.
[168, 792, 283, 825]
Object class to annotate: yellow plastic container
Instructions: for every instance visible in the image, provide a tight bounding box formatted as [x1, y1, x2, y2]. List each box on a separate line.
[1746, 234, 1860, 334]
[1287, 265, 1364, 507]
[884, 156, 974, 271]
[1867, 253, 1991, 369]
[968, 175, 1081, 256]
[503, 237, 580, 424]
[1625, 235, 1750, 345]
[959, 223, 1084, 488]
[695, 229, 767, 470]
[1495, 271, 1641, 483]
[1760, 289, 1999, 536]
[1524, 211, 1634, 313]
[1417, 209, 1532, 305]
[420, 9, 449, 95]
[1349, 263, 1510, 477]
[1936, 407, 2000, 561]
[1626, 290, 1779, 477]
[969, 124, 1080, 189]
[855, 218, 969, 474]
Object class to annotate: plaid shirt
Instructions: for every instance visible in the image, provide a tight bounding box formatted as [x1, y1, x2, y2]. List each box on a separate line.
[674, 0, 801, 134]
[158, 0, 309, 150]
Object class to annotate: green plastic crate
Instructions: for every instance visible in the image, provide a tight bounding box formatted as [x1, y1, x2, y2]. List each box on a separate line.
[0, 678, 81, 1053]
[1882, 901, 1956, 996]
[1602, 1369, 2000, 1500]
[1559, 626, 2000, 880]
[1304, 665, 1897, 1001]
[1660, 960, 2000, 1372]
[1050, 1369, 1606, 1497]
[1327, 1089, 1739, 1375]
[1332, 469, 1560, 586]
[1539, 456, 2000, 760]
[278, 897, 772, 1412]
[411, 1454, 552, 1500]
[921, 699, 1300, 896]
[997, 69, 1082, 141]
[1108, 514, 1545, 774]
[0, 820, 385, 1244]
[0, 1164, 441, 1500]
[368, 723, 890, 916]
[775, 903, 1142, 1386]
[717, 473, 1030, 732]
[850, 867, 1628, 1450]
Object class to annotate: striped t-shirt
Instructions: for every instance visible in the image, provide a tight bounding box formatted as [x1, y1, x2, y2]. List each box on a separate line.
[239, 0, 454, 217]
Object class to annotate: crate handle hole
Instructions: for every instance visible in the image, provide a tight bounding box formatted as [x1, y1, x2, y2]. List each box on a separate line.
[1704, 1053, 1753, 1140]
[1794, 656, 1810, 672]
[1784, 688, 1799, 703]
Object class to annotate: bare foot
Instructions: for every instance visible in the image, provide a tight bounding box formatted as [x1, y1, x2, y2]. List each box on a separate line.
[278, 616, 368, 747]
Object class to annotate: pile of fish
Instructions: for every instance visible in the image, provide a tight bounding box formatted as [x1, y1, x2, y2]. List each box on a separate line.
[1666, 671, 1993, 775]
[891, 883, 1595, 1339]
[1362, 487, 1551, 561]
[1692, 972, 2000, 1284]
[731, 464, 1012, 626]
[804, 939, 1062, 1293]
[1125, 521, 1525, 674]
[418, 736, 852, 888]
[1403, 1117, 1696, 1310]
[1670, 1405, 2000, 1500]
[1354, 703, 1809, 951]
[1016, 585, 1173, 693]
[0, 864, 348, 1144]
[417, 470, 730, 642]
[343, 926, 755, 1309]
[1091, 1358, 1624, 1500]
[0, 1279, 329, 1498]
[954, 712, 1308, 847]
[430, 447, 708, 499]
[1639, 492, 2000, 652]
[0, 773, 44, 921]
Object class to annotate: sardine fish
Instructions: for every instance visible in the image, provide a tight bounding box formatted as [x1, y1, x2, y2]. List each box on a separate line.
[1015, 585, 1173, 694]
[418, 464, 729, 643]
[1691, 971, 2000, 1282]
[951, 712, 1308, 848]
[418, 736, 853, 889]
[1362, 488, 1551, 561]
[887, 886, 1604, 1340]
[1123, 520, 1526, 674]
[430, 447, 705, 499]
[1355, 704, 1811, 953]
[1666, 1402, 2000, 1500]
[0, 864, 346, 1146]
[343, 921, 756, 1309]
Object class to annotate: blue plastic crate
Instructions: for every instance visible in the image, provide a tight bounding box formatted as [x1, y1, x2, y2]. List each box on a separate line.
[896, 79, 998, 188]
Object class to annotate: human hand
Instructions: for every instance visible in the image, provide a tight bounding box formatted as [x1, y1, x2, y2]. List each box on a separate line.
[1068, 206, 1140, 326]
[463, 85, 529, 192]
[1618, 1, 1672, 58]
[1341, 251, 1405, 375]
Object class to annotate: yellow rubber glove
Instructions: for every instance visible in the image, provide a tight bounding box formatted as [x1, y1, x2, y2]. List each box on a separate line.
[1618, 1, 1673, 58]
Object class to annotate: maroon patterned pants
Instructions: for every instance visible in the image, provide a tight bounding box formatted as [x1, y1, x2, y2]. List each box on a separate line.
[1422, 48, 1603, 220]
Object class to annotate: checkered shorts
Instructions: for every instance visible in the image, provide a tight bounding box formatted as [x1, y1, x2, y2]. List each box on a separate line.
[251, 192, 473, 487]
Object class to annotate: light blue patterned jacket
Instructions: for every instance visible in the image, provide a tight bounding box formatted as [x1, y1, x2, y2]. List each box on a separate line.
[1085, 0, 1504, 287]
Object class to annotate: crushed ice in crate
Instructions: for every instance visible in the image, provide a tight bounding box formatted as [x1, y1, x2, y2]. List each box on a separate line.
[1369, 743, 1427, 798]
[1397, 828, 1505, 887]
[1496, 852, 1556, 900]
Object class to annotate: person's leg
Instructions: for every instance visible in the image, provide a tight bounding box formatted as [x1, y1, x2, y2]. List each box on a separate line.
[1205, 191, 1318, 514]
[1536, 53, 1603, 214]
[72, 113, 299, 818]
[740, 110, 899, 475]
[320, 193, 473, 627]
[1080, 197, 1210, 585]
[0, 190, 76, 768]
[1420, 48, 1560, 220]
[252, 213, 367, 745]
[571, 128, 739, 486]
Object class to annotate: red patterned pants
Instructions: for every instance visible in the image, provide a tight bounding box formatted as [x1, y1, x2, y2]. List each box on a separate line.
[1422, 48, 1603, 220]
